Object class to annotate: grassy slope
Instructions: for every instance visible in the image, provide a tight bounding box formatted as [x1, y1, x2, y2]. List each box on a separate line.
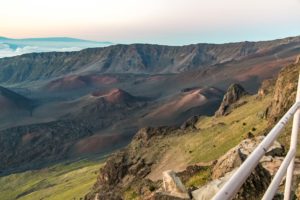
[0, 158, 104, 200]
[163, 95, 271, 164]
[145, 94, 272, 190]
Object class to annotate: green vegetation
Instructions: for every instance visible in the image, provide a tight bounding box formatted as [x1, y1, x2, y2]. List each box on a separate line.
[124, 188, 139, 200]
[140, 94, 273, 191]
[0, 158, 104, 200]
[185, 166, 212, 188]
[165, 95, 272, 164]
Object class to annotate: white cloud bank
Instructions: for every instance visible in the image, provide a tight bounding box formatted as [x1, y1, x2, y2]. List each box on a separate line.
[0, 38, 112, 58]
[0, 43, 84, 58]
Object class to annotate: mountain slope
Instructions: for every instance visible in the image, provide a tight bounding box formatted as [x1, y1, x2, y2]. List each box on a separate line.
[86, 85, 273, 199]
[86, 58, 300, 200]
[0, 86, 33, 112]
[0, 36, 300, 84]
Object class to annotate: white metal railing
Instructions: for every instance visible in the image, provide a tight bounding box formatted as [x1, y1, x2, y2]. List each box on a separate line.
[212, 74, 300, 200]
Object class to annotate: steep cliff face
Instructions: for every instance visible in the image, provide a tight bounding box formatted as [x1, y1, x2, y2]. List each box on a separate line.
[266, 59, 300, 124]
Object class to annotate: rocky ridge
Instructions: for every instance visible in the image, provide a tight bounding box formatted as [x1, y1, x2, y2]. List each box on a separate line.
[215, 84, 248, 117]
[266, 59, 300, 124]
[0, 36, 300, 84]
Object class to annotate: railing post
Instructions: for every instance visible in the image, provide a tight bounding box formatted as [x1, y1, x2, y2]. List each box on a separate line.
[284, 73, 300, 200]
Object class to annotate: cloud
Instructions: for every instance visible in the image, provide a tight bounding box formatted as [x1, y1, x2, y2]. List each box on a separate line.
[0, 43, 83, 58]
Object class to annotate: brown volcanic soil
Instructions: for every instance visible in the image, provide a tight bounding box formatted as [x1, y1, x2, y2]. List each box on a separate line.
[72, 133, 130, 155]
[142, 88, 223, 126]
[45, 74, 118, 92]
[168, 43, 300, 94]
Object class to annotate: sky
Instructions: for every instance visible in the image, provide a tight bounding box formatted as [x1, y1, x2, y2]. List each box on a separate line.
[1, 0, 300, 45]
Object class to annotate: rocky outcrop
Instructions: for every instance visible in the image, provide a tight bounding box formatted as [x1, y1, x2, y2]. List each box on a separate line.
[215, 84, 248, 117]
[266, 59, 300, 124]
[86, 126, 179, 200]
[192, 136, 284, 200]
[180, 116, 200, 130]
[212, 136, 284, 179]
[162, 170, 189, 199]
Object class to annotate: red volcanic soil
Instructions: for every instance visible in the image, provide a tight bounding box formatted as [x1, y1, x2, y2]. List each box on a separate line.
[72, 134, 124, 154]
[91, 91, 106, 97]
[235, 55, 296, 82]
[145, 88, 222, 121]
[45, 74, 118, 91]
[103, 88, 133, 103]
[91, 88, 136, 104]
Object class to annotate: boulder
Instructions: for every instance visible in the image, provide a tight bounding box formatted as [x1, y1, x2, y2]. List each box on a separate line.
[162, 170, 190, 199]
[192, 136, 284, 200]
[212, 136, 284, 179]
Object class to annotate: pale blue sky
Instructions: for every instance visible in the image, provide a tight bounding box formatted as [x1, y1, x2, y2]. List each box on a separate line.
[1, 0, 300, 45]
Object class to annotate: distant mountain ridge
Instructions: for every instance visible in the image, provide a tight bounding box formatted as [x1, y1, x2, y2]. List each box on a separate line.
[0, 35, 300, 84]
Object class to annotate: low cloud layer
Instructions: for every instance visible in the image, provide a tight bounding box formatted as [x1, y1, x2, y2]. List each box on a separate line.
[0, 43, 83, 58]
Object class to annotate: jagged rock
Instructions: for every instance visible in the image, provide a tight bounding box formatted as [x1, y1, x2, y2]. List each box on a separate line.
[266, 58, 300, 124]
[180, 116, 199, 130]
[192, 136, 284, 200]
[162, 170, 190, 199]
[215, 84, 248, 117]
[86, 126, 180, 200]
[97, 150, 129, 186]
